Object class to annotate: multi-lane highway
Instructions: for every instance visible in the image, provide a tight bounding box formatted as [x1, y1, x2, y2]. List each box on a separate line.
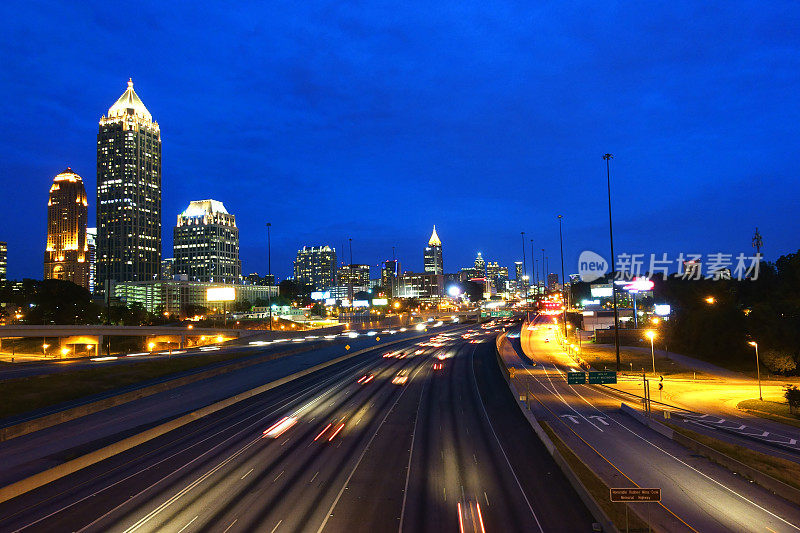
[0, 323, 594, 532]
[512, 314, 800, 533]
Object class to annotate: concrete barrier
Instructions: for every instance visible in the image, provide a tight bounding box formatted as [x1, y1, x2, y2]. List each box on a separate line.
[0, 343, 323, 442]
[619, 403, 674, 439]
[0, 328, 451, 504]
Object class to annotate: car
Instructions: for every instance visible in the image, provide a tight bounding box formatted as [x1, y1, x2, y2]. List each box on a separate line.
[544, 338, 550, 343]
[392, 370, 409, 385]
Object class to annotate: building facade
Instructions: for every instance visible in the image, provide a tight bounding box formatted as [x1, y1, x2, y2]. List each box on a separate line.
[0, 241, 6, 281]
[474, 252, 486, 275]
[97, 79, 162, 289]
[113, 280, 278, 316]
[423, 226, 443, 275]
[381, 259, 400, 297]
[337, 264, 371, 290]
[293, 246, 336, 291]
[397, 272, 443, 300]
[44, 168, 89, 289]
[86, 228, 96, 293]
[173, 200, 241, 283]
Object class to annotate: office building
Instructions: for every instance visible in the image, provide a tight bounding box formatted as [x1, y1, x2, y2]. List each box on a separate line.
[0, 241, 6, 281]
[97, 79, 162, 288]
[423, 226, 443, 275]
[44, 168, 89, 289]
[173, 200, 241, 283]
[337, 264, 371, 288]
[397, 272, 443, 300]
[86, 228, 96, 292]
[548, 272, 559, 289]
[294, 246, 336, 291]
[474, 252, 486, 275]
[381, 259, 400, 297]
[514, 261, 524, 281]
[113, 279, 277, 317]
[161, 258, 175, 280]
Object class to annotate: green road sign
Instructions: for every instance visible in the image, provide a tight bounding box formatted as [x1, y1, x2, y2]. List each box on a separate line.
[589, 371, 617, 384]
[567, 371, 586, 385]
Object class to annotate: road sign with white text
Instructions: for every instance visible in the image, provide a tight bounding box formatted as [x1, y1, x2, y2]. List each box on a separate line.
[567, 371, 586, 385]
[610, 488, 661, 502]
[589, 371, 617, 384]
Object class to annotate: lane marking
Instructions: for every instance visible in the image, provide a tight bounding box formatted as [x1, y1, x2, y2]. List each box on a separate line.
[240, 468, 253, 480]
[177, 515, 198, 533]
[270, 519, 283, 533]
[222, 518, 238, 533]
[398, 377, 427, 532]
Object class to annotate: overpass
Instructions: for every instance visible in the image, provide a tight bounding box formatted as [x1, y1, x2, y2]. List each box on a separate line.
[0, 325, 258, 357]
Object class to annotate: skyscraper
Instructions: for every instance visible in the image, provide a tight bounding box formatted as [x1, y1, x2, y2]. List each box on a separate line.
[381, 259, 400, 297]
[474, 252, 486, 275]
[423, 226, 443, 275]
[0, 241, 6, 282]
[173, 200, 241, 283]
[294, 246, 337, 291]
[44, 168, 89, 289]
[97, 79, 162, 290]
[86, 228, 96, 293]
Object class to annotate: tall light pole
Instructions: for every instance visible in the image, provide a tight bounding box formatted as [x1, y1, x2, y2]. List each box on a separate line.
[530, 239, 535, 297]
[748, 341, 763, 401]
[541, 248, 545, 292]
[520, 232, 527, 302]
[266, 222, 272, 330]
[646, 330, 656, 376]
[558, 215, 567, 337]
[604, 153, 621, 371]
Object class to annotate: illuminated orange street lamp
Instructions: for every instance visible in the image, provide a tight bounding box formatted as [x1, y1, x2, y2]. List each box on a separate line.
[704, 296, 716, 305]
[645, 330, 657, 376]
[748, 341, 763, 401]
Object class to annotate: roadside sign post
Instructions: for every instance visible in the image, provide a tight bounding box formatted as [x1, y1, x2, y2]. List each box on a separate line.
[567, 371, 587, 385]
[588, 370, 617, 384]
[611, 488, 661, 533]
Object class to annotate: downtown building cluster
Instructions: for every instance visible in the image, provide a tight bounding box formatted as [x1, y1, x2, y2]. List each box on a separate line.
[35, 79, 275, 316]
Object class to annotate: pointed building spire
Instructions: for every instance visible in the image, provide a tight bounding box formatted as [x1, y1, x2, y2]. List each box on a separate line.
[428, 225, 442, 247]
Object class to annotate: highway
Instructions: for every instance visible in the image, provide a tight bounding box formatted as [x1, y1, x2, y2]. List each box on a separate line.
[513, 314, 800, 533]
[0, 323, 593, 532]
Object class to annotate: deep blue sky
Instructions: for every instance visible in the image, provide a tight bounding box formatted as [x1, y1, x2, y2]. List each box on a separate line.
[1, 2, 799, 282]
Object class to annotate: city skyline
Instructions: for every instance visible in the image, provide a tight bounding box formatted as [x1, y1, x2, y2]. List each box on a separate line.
[2, 3, 799, 282]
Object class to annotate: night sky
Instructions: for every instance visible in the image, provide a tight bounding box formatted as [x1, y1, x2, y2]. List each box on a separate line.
[1, 2, 799, 282]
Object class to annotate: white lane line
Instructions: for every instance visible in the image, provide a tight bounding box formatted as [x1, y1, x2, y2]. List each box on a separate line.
[270, 519, 283, 533]
[398, 377, 427, 533]
[274, 470, 284, 482]
[484, 491, 490, 507]
[310, 471, 319, 483]
[177, 515, 198, 533]
[317, 362, 427, 533]
[240, 468, 254, 480]
[222, 518, 238, 533]
[470, 345, 544, 533]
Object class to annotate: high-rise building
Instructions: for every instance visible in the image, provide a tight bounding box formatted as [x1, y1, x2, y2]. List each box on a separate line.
[474, 252, 486, 275]
[397, 272, 444, 300]
[381, 259, 400, 297]
[44, 168, 89, 289]
[173, 200, 241, 283]
[337, 264, 371, 290]
[0, 241, 6, 281]
[548, 272, 559, 289]
[423, 226, 443, 275]
[86, 228, 97, 293]
[294, 246, 336, 291]
[486, 261, 499, 281]
[97, 79, 162, 289]
[514, 261, 523, 281]
[161, 258, 175, 280]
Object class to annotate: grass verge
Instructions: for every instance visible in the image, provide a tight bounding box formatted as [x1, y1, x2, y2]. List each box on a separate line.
[0, 349, 274, 420]
[736, 399, 800, 429]
[540, 420, 650, 532]
[666, 422, 800, 491]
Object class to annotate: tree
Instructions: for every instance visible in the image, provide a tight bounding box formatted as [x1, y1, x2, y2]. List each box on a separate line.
[762, 350, 797, 374]
[785, 385, 800, 414]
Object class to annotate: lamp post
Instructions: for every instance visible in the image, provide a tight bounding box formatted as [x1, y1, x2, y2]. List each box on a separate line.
[646, 330, 656, 376]
[530, 239, 535, 297]
[266, 222, 272, 331]
[604, 153, 621, 371]
[558, 215, 567, 338]
[520, 232, 527, 303]
[748, 341, 763, 401]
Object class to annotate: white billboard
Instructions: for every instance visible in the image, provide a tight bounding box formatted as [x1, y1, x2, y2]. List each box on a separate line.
[206, 287, 236, 302]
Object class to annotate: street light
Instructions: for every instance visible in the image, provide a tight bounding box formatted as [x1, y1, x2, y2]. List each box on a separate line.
[748, 341, 763, 401]
[267, 222, 272, 331]
[645, 330, 657, 376]
[705, 296, 716, 305]
[558, 215, 566, 338]
[604, 153, 621, 371]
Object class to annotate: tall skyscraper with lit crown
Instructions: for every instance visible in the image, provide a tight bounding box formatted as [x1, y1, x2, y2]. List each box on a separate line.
[173, 200, 241, 283]
[44, 168, 89, 288]
[423, 226, 443, 275]
[96, 79, 162, 290]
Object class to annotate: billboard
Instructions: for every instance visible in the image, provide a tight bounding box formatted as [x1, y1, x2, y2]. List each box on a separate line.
[353, 300, 370, 307]
[372, 298, 388, 306]
[206, 287, 236, 302]
[590, 285, 613, 298]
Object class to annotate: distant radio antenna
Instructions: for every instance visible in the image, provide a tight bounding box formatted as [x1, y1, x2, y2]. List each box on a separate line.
[752, 227, 763, 255]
